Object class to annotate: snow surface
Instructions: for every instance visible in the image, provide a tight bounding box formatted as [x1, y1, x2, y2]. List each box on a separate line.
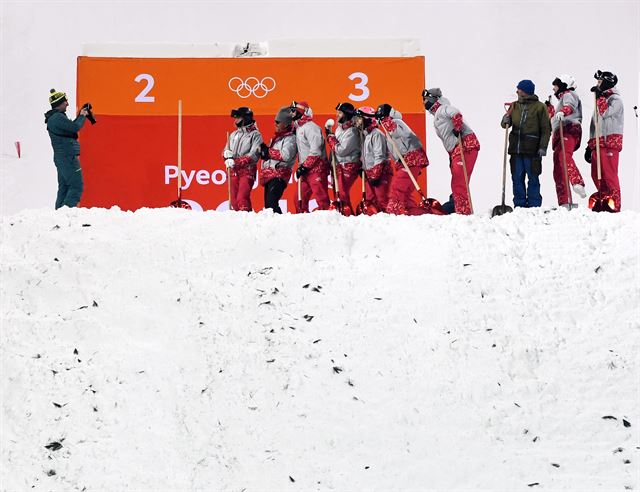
[1, 1, 639, 214]
[1, 207, 639, 490]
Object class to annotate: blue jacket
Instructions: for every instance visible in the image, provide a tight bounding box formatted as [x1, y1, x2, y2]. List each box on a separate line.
[45, 110, 86, 158]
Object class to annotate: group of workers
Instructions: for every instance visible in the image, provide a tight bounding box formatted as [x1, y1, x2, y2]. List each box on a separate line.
[45, 70, 624, 214]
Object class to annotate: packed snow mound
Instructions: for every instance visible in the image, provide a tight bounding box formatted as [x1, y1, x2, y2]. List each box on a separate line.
[1, 207, 639, 491]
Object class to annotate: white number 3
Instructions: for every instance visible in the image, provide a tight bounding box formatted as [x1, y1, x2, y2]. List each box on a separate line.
[134, 74, 155, 103]
[348, 72, 369, 102]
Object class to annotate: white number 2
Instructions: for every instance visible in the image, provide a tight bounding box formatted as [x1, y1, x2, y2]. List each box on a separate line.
[348, 72, 370, 102]
[134, 74, 155, 103]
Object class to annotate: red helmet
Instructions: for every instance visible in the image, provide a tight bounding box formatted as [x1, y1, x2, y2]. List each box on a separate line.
[291, 100, 312, 119]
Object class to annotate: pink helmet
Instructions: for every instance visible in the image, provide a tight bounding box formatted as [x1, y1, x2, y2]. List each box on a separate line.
[356, 106, 376, 117]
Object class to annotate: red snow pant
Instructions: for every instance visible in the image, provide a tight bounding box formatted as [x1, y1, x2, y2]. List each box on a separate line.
[365, 175, 391, 212]
[230, 172, 255, 212]
[589, 147, 621, 211]
[297, 171, 330, 213]
[553, 133, 585, 205]
[450, 149, 478, 215]
[336, 166, 360, 210]
[386, 167, 426, 215]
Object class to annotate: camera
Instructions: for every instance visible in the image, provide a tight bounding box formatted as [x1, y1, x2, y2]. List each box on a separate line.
[82, 103, 96, 125]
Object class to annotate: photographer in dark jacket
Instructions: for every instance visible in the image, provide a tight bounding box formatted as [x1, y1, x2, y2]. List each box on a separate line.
[501, 80, 551, 208]
[45, 89, 90, 209]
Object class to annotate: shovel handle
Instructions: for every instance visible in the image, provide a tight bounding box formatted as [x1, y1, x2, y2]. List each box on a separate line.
[594, 93, 602, 184]
[177, 100, 183, 193]
[380, 124, 423, 194]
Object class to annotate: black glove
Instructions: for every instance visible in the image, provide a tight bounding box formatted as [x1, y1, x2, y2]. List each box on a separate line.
[590, 86, 603, 97]
[584, 146, 592, 164]
[295, 166, 308, 179]
[368, 178, 380, 187]
[452, 128, 461, 138]
[259, 143, 270, 160]
[324, 127, 334, 138]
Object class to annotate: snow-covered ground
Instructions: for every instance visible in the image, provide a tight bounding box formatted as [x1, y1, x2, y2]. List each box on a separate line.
[1, 207, 639, 490]
[1, 1, 638, 214]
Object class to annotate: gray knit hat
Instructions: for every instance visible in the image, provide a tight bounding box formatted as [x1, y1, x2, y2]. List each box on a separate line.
[275, 107, 293, 125]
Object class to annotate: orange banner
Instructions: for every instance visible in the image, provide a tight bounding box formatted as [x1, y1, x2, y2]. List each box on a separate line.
[77, 56, 425, 116]
[77, 56, 427, 212]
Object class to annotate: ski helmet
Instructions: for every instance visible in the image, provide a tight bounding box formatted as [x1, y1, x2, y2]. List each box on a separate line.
[356, 106, 376, 128]
[291, 100, 312, 120]
[230, 107, 254, 127]
[356, 106, 376, 117]
[335, 102, 355, 123]
[422, 88, 442, 111]
[552, 74, 576, 97]
[375, 103, 393, 120]
[594, 70, 618, 91]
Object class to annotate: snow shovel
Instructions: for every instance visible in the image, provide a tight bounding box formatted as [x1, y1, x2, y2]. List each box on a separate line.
[457, 135, 474, 214]
[589, 93, 615, 213]
[170, 100, 191, 209]
[491, 104, 514, 217]
[379, 124, 445, 215]
[558, 122, 577, 210]
[296, 164, 304, 213]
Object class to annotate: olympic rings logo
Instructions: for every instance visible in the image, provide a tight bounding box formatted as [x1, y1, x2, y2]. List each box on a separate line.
[228, 77, 276, 99]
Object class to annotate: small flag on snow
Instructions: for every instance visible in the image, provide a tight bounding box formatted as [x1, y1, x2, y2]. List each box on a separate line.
[15, 142, 21, 158]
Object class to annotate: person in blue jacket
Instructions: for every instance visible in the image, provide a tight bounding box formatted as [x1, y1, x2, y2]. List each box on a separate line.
[44, 89, 89, 209]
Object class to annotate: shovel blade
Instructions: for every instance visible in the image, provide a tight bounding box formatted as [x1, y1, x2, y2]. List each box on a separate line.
[341, 203, 354, 217]
[421, 198, 446, 215]
[355, 200, 380, 216]
[170, 199, 192, 210]
[491, 204, 513, 217]
[589, 192, 616, 213]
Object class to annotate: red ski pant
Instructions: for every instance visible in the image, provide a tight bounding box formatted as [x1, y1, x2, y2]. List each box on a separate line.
[337, 170, 359, 210]
[365, 175, 391, 212]
[297, 172, 330, 213]
[386, 167, 426, 215]
[230, 173, 254, 212]
[553, 134, 584, 205]
[589, 148, 621, 211]
[450, 149, 478, 215]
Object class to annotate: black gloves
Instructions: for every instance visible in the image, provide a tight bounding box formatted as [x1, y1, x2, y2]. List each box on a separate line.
[259, 143, 270, 160]
[452, 128, 461, 138]
[584, 146, 592, 163]
[590, 86, 603, 98]
[295, 166, 308, 179]
[368, 178, 380, 187]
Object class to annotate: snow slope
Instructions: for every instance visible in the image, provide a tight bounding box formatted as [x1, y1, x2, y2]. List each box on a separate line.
[1, 207, 639, 490]
[1, 0, 639, 214]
